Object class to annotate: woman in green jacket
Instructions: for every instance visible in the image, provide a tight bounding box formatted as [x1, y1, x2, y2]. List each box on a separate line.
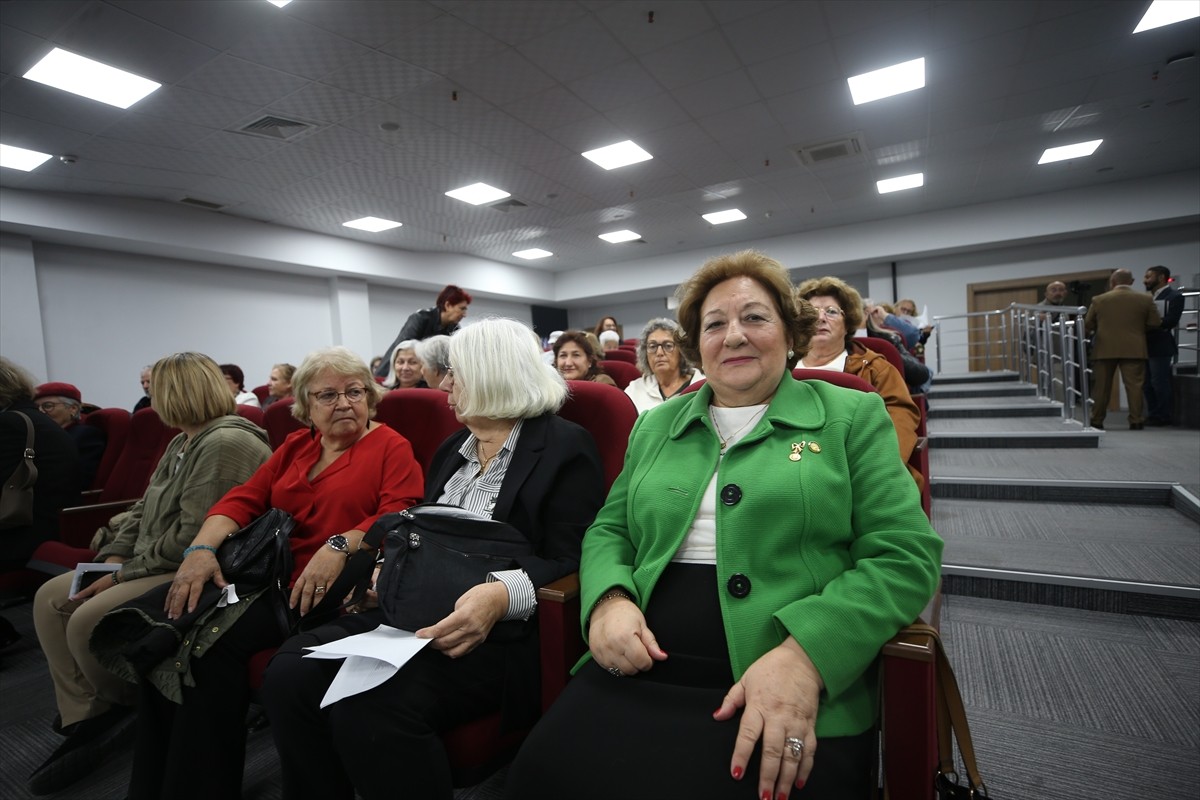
[509, 251, 942, 800]
[29, 352, 271, 795]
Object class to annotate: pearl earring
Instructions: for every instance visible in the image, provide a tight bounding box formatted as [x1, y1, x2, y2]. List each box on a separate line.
[788, 349, 795, 359]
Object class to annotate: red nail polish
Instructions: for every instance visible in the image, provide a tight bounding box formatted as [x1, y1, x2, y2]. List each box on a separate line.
[761, 792, 771, 800]
[795, 779, 806, 790]
[731, 766, 743, 780]
[778, 793, 788, 800]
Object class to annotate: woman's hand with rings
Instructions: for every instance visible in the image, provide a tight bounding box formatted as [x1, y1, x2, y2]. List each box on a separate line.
[290, 545, 346, 615]
[713, 637, 822, 797]
[587, 595, 667, 677]
[416, 582, 508, 658]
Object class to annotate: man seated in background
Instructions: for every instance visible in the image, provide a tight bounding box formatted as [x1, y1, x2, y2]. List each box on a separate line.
[133, 365, 152, 413]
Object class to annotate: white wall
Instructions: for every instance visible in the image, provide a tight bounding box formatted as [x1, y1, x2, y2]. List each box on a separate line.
[0, 234, 48, 378]
[34, 243, 336, 408]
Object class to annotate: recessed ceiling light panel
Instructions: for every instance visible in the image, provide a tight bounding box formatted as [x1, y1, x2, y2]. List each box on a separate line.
[702, 209, 747, 225]
[445, 182, 511, 205]
[343, 216, 402, 232]
[513, 248, 553, 259]
[877, 173, 924, 193]
[581, 140, 653, 170]
[0, 143, 53, 172]
[1038, 140, 1103, 164]
[23, 48, 161, 109]
[598, 230, 641, 243]
[1134, 0, 1200, 32]
[847, 57, 925, 105]
[266, 0, 293, 6]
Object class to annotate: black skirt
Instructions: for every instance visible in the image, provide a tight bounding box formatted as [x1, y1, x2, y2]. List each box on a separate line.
[505, 563, 875, 800]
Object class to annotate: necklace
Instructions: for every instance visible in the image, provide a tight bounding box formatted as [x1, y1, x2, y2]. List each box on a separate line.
[710, 405, 768, 453]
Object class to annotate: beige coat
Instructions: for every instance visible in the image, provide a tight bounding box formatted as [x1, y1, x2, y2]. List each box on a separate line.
[1084, 286, 1162, 360]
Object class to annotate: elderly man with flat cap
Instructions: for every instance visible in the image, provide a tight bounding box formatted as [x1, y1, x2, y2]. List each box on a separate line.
[1084, 270, 1162, 430]
[35, 382, 106, 489]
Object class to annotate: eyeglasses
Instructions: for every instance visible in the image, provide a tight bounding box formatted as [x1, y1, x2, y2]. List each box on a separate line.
[812, 306, 843, 319]
[646, 342, 676, 354]
[309, 387, 368, 406]
[37, 401, 64, 413]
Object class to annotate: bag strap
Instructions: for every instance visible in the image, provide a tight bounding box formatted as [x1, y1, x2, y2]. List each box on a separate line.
[6, 411, 38, 490]
[907, 623, 987, 795]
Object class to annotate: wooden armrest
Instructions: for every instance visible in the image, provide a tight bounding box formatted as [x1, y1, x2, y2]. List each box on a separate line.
[881, 580, 942, 662]
[536, 573, 580, 604]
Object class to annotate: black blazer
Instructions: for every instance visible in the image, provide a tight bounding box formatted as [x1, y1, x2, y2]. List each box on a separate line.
[1147, 286, 1185, 358]
[0, 400, 81, 569]
[425, 413, 604, 590]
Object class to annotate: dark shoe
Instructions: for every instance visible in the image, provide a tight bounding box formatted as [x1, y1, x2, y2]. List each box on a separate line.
[1130, 423, 1144, 430]
[1090, 422, 1104, 430]
[28, 707, 133, 795]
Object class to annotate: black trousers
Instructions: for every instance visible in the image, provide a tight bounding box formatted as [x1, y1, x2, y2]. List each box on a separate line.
[129, 597, 286, 800]
[506, 564, 875, 800]
[261, 609, 508, 800]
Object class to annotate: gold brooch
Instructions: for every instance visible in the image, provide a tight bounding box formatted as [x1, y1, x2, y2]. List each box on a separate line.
[808, 442, 821, 453]
[789, 442, 805, 462]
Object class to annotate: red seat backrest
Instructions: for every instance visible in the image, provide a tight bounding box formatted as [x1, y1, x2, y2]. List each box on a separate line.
[251, 384, 270, 404]
[598, 360, 641, 391]
[263, 397, 305, 450]
[557, 381, 637, 493]
[600, 348, 636, 364]
[235, 405, 265, 428]
[374, 388, 464, 475]
[81, 408, 131, 491]
[100, 407, 181, 503]
[855, 336, 905, 378]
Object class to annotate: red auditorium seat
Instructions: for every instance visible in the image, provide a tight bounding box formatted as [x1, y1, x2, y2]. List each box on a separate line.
[600, 348, 636, 365]
[374, 388, 464, 474]
[80, 407, 131, 491]
[263, 397, 305, 450]
[235, 404, 265, 428]
[558, 380, 638, 492]
[251, 384, 270, 404]
[598, 359, 640, 391]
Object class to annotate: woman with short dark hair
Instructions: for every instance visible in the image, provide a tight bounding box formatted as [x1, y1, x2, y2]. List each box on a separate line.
[553, 330, 616, 386]
[375, 285, 472, 377]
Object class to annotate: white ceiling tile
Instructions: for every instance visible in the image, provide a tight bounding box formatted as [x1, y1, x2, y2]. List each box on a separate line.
[270, 83, 379, 128]
[447, 49, 557, 107]
[285, 1, 445, 49]
[639, 29, 741, 90]
[437, 1, 589, 46]
[745, 41, 842, 99]
[505, 86, 597, 131]
[336, 103, 442, 147]
[0, 110, 94, 154]
[603, 91, 693, 136]
[768, 81, 857, 143]
[132, 85, 262, 129]
[722, 2, 831, 65]
[822, 1, 932, 39]
[0, 23, 53, 77]
[227, 14, 371, 81]
[567, 59, 663, 112]
[594, 2, 716, 55]
[378, 13, 507, 74]
[672, 69, 763, 118]
[322, 51, 440, 102]
[0, 79, 126, 135]
[178, 55, 310, 106]
[392, 78, 496, 128]
[517, 13, 628, 83]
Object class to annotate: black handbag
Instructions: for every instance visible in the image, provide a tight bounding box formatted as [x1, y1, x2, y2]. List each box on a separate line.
[367, 504, 535, 639]
[0, 410, 37, 530]
[217, 508, 297, 635]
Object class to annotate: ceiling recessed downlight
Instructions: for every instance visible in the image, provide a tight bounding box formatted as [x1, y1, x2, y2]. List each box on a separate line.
[445, 182, 511, 205]
[702, 209, 747, 225]
[877, 173, 924, 193]
[266, 0, 293, 6]
[23, 48, 161, 109]
[598, 230, 641, 243]
[0, 143, 53, 172]
[847, 58, 925, 105]
[581, 140, 653, 170]
[1134, 0, 1200, 32]
[343, 216, 402, 232]
[513, 248, 553, 259]
[1038, 140, 1103, 164]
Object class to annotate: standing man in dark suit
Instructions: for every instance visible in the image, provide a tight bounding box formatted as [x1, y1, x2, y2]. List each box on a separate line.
[1084, 269, 1162, 430]
[1142, 265, 1185, 426]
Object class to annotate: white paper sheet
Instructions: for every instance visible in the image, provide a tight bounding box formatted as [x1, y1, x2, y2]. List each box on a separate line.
[302, 625, 433, 708]
[68, 562, 121, 597]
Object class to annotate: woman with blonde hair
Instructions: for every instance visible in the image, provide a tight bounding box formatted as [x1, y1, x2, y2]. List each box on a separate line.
[29, 352, 272, 794]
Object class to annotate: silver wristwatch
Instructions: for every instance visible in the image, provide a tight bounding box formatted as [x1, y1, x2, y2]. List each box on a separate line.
[326, 534, 351, 557]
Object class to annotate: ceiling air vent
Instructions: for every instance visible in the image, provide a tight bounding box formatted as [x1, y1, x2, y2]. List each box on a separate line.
[233, 114, 317, 141]
[489, 198, 528, 212]
[792, 134, 866, 167]
[179, 197, 224, 210]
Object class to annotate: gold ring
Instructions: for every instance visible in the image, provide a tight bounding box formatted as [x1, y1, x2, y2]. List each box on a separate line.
[314, 586, 327, 594]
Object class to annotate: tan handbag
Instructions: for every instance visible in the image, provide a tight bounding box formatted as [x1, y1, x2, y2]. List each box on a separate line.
[0, 410, 38, 529]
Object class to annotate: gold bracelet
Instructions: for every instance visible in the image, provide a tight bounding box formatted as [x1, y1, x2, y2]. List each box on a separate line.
[590, 588, 633, 617]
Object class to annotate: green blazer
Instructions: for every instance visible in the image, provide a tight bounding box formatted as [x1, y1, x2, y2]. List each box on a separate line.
[579, 372, 943, 737]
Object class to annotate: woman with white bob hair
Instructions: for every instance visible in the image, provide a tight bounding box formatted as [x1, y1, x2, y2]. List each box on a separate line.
[262, 317, 606, 800]
[413, 334, 452, 391]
